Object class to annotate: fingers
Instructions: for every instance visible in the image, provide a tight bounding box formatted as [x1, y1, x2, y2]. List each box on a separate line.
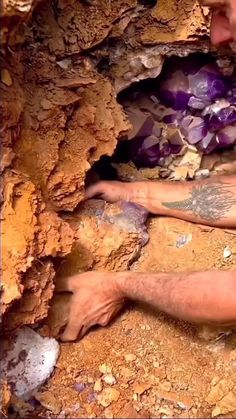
[60, 312, 91, 342]
[60, 304, 82, 341]
[77, 324, 90, 340]
[85, 182, 107, 199]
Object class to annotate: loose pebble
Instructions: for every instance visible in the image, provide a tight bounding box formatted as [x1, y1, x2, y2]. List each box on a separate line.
[124, 353, 137, 362]
[56, 58, 72, 69]
[99, 364, 112, 374]
[74, 382, 86, 392]
[1, 69, 12, 86]
[103, 373, 117, 386]
[97, 387, 120, 407]
[159, 406, 173, 417]
[159, 381, 172, 392]
[94, 379, 103, 392]
[141, 324, 151, 331]
[223, 246, 232, 258]
[133, 382, 151, 395]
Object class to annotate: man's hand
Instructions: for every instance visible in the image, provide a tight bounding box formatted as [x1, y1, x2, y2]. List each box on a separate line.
[58, 272, 125, 341]
[85, 181, 133, 203]
[86, 180, 151, 209]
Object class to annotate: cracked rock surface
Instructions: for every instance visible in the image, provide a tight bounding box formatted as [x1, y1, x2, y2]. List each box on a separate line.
[1, 0, 210, 329]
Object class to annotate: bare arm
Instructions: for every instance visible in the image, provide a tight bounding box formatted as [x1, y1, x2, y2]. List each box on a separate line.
[116, 270, 236, 325]
[131, 176, 236, 227]
[59, 270, 236, 341]
[86, 176, 236, 228]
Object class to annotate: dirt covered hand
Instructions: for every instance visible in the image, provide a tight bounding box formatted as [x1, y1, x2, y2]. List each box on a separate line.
[59, 272, 125, 341]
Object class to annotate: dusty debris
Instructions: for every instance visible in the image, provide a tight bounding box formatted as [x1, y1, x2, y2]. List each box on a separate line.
[2, 1, 236, 419]
[206, 379, 236, 417]
[35, 391, 62, 415]
[0, 327, 60, 400]
[29, 217, 236, 419]
[124, 353, 137, 362]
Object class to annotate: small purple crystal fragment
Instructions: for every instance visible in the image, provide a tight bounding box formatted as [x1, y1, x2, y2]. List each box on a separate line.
[74, 382, 86, 393]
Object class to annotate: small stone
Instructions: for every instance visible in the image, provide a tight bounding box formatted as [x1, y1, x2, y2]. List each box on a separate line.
[176, 234, 192, 248]
[99, 364, 112, 374]
[94, 379, 103, 392]
[103, 373, 117, 386]
[154, 366, 167, 380]
[159, 381, 172, 392]
[87, 376, 94, 384]
[133, 393, 138, 401]
[56, 58, 72, 69]
[1, 68, 12, 86]
[40, 98, 53, 110]
[133, 382, 151, 395]
[195, 169, 210, 179]
[141, 324, 151, 331]
[216, 390, 236, 415]
[159, 406, 173, 417]
[74, 382, 86, 392]
[212, 406, 222, 417]
[107, 388, 120, 402]
[97, 387, 120, 408]
[223, 246, 232, 258]
[119, 366, 134, 380]
[124, 353, 137, 362]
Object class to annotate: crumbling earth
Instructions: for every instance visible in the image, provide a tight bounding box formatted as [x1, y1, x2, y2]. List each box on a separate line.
[21, 218, 236, 419]
[1, 0, 236, 418]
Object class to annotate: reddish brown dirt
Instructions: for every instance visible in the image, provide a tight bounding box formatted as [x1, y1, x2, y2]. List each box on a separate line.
[2, 2, 236, 418]
[33, 218, 236, 419]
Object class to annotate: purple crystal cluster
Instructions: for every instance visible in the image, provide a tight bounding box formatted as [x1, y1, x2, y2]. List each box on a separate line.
[119, 56, 236, 168]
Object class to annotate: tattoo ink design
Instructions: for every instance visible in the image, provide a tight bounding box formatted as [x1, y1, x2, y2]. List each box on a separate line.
[162, 182, 236, 221]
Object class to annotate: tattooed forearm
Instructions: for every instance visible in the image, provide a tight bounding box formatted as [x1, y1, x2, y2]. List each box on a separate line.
[162, 182, 236, 222]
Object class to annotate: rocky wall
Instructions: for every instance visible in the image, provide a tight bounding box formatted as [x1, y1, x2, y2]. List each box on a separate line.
[1, 0, 210, 330]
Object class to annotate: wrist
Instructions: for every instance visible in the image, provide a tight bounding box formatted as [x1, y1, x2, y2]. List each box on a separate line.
[126, 181, 154, 211]
[130, 181, 163, 214]
[113, 272, 133, 300]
